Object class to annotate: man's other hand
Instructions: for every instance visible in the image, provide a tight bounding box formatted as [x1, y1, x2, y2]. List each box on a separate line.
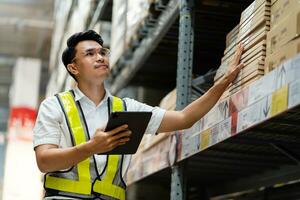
[223, 43, 244, 84]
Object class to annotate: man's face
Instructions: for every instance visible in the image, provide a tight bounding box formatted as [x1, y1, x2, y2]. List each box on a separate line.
[71, 40, 110, 83]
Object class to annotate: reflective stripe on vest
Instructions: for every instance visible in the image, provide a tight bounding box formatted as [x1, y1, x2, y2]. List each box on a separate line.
[45, 91, 92, 195]
[44, 91, 126, 199]
[93, 156, 125, 200]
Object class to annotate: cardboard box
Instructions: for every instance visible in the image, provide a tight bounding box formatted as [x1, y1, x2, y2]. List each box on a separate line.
[224, 23, 268, 62]
[222, 34, 266, 65]
[238, 6, 270, 41]
[217, 40, 266, 82]
[217, 1, 270, 90]
[265, 36, 300, 73]
[271, 0, 300, 27]
[229, 76, 261, 94]
[229, 87, 249, 114]
[217, 55, 264, 86]
[235, 59, 264, 80]
[267, 7, 300, 55]
[221, 76, 261, 100]
[242, 49, 265, 67]
[240, 0, 270, 23]
[226, 25, 239, 48]
[228, 57, 265, 90]
[241, 40, 266, 64]
[230, 72, 264, 93]
[240, 1, 270, 28]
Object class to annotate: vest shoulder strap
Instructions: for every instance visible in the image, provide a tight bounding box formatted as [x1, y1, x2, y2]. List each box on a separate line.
[108, 96, 127, 113]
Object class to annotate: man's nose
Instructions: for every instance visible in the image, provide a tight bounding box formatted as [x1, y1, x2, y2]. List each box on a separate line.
[96, 53, 104, 62]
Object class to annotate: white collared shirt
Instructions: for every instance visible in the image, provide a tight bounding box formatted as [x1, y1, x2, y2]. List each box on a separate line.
[33, 86, 166, 183]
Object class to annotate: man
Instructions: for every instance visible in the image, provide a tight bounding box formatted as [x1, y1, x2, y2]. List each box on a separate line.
[34, 30, 244, 199]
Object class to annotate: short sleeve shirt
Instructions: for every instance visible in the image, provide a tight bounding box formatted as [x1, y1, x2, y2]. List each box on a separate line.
[33, 87, 166, 183]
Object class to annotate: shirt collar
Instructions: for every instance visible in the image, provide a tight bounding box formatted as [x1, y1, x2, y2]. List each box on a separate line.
[73, 86, 112, 106]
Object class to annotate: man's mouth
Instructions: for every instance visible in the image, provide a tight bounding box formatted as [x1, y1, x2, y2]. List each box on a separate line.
[94, 64, 109, 69]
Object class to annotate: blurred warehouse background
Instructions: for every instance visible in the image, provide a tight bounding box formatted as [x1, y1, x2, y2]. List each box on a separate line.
[2, 0, 300, 200]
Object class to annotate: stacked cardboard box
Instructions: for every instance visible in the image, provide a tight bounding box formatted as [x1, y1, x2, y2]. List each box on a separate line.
[270, 0, 300, 28]
[265, 1, 300, 73]
[215, 0, 271, 99]
[214, 25, 239, 81]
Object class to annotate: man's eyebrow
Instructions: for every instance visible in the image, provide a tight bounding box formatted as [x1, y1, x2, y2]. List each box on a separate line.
[83, 48, 100, 53]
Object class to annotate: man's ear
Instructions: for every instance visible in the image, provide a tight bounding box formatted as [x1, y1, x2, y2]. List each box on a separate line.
[67, 63, 79, 76]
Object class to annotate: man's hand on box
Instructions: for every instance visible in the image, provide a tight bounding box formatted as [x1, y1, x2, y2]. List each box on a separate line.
[224, 43, 245, 84]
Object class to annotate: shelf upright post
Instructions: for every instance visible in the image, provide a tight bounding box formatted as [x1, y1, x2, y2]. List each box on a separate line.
[171, 0, 194, 199]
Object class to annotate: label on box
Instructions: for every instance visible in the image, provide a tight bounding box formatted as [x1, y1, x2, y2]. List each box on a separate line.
[248, 77, 265, 105]
[260, 95, 272, 120]
[182, 122, 201, 159]
[271, 85, 288, 116]
[200, 128, 211, 150]
[218, 99, 229, 119]
[231, 111, 238, 135]
[202, 108, 217, 130]
[237, 96, 271, 132]
[288, 79, 300, 108]
[275, 63, 288, 90]
[237, 103, 260, 132]
[211, 117, 231, 145]
[229, 87, 249, 114]
[287, 54, 300, 83]
[237, 97, 268, 133]
[202, 99, 229, 130]
[248, 69, 276, 104]
[199, 118, 204, 132]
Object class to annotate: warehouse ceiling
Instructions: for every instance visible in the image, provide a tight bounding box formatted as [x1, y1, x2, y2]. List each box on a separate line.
[0, 0, 54, 106]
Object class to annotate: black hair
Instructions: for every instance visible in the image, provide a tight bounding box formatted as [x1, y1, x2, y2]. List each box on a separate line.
[61, 30, 104, 80]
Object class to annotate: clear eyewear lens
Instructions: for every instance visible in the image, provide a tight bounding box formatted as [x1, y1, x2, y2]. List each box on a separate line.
[100, 48, 110, 57]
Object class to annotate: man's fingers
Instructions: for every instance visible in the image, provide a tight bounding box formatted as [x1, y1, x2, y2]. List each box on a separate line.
[239, 62, 245, 69]
[108, 124, 128, 135]
[238, 43, 244, 56]
[119, 137, 130, 143]
[107, 130, 131, 145]
[118, 137, 130, 146]
[112, 130, 132, 141]
[110, 137, 130, 149]
[237, 63, 245, 71]
[235, 48, 243, 62]
[233, 43, 244, 65]
[232, 63, 244, 75]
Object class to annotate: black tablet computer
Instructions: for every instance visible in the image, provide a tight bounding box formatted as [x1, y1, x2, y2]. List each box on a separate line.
[101, 111, 152, 154]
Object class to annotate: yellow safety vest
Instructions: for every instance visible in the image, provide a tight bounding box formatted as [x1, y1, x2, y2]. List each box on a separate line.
[44, 90, 127, 200]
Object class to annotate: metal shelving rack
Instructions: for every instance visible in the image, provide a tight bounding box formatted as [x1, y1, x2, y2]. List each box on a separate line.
[171, 0, 194, 198]
[88, 0, 300, 199]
